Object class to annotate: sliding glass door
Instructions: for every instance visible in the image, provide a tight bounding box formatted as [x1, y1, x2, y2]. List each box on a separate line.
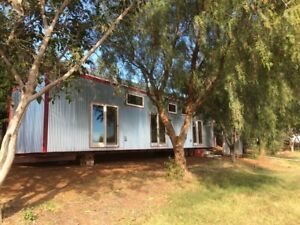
[91, 104, 118, 147]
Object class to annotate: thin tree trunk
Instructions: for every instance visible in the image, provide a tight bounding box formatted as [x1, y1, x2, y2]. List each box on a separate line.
[259, 145, 265, 157]
[290, 141, 294, 152]
[0, 94, 29, 186]
[0, 127, 3, 146]
[259, 148, 265, 156]
[230, 145, 236, 163]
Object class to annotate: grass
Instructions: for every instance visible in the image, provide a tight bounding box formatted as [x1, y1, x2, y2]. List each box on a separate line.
[137, 156, 300, 225]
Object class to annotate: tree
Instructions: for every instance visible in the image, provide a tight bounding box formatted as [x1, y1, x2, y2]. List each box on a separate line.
[99, 0, 236, 176]
[0, 0, 140, 186]
[201, 0, 300, 158]
[100, 0, 300, 172]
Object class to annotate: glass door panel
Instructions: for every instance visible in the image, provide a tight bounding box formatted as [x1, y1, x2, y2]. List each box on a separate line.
[92, 105, 104, 144]
[106, 106, 118, 145]
[193, 122, 197, 144]
[198, 121, 202, 144]
[151, 114, 158, 143]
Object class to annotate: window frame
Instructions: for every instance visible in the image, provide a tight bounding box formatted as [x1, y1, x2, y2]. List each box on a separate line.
[126, 93, 144, 108]
[90, 102, 119, 148]
[150, 113, 167, 147]
[193, 120, 203, 145]
[168, 103, 177, 114]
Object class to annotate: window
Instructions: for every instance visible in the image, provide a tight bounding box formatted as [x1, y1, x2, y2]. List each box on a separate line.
[168, 103, 177, 114]
[151, 114, 166, 145]
[126, 93, 144, 108]
[193, 120, 203, 145]
[91, 103, 118, 147]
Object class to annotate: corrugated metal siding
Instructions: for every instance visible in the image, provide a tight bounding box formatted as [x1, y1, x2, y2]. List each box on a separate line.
[14, 92, 44, 153]
[47, 78, 215, 152]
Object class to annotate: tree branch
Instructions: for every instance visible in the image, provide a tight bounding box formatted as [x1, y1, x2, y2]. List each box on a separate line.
[220, 123, 233, 147]
[39, 0, 48, 29]
[29, 1, 136, 101]
[0, 49, 24, 87]
[26, 0, 69, 91]
[190, 41, 200, 71]
[159, 23, 180, 92]
[6, 15, 23, 45]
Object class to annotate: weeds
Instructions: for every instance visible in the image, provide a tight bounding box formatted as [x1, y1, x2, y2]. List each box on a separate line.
[23, 208, 37, 222]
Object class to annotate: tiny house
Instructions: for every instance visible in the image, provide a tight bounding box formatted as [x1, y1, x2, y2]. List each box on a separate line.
[12, 74, 215, 156]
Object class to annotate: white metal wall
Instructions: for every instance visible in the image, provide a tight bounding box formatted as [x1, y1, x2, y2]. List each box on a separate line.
[16, 77, 215, 153]
[14, 92, 44, 153]
[47, 78, 215, 152]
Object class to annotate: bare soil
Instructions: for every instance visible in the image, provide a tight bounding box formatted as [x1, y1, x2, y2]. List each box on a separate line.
[0, 152, 189, 225]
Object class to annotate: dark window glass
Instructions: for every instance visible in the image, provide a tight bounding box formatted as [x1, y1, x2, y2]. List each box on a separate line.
[127, 94, 143, 107]
[106, 106, 117, 145]
[151, 114, 158, 143]
[92, 105, 104, 143]
[192, 121, 202, 144]
[193, 122, 197, 144]
[198, 121, 202, 144]
[168, 103, 177, 113]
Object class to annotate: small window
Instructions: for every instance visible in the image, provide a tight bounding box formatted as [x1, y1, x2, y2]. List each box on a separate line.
[181, 107, 187, 115]
[168, 103, 177, 114]
[126, 93, 144, 108]
[193, 120, 203, 145]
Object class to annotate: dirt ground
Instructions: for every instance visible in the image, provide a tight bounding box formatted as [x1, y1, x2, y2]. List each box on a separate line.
[0, 152, 189, 225]
[0, 152, 289, 225]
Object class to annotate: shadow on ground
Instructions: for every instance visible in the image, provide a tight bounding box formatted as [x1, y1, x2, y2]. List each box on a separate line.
[197, 168, 278, 191]
[190, 158, 279, 191]
[0, 151, 172, 220]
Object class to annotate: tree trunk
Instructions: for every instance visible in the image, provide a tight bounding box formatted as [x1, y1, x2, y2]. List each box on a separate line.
[224, 129, 239, 163]
[157, 107, 193, 177]
[231, 147, 236, 163]
[0, 93, 29, 186]
[173, 140, 194, 179]
[259, 148, 265, 156]
[0, 127, 3, 146]
[259, 145, 265, 157]
[290, 141, 294, 152]
[173, 141, 188, 173]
